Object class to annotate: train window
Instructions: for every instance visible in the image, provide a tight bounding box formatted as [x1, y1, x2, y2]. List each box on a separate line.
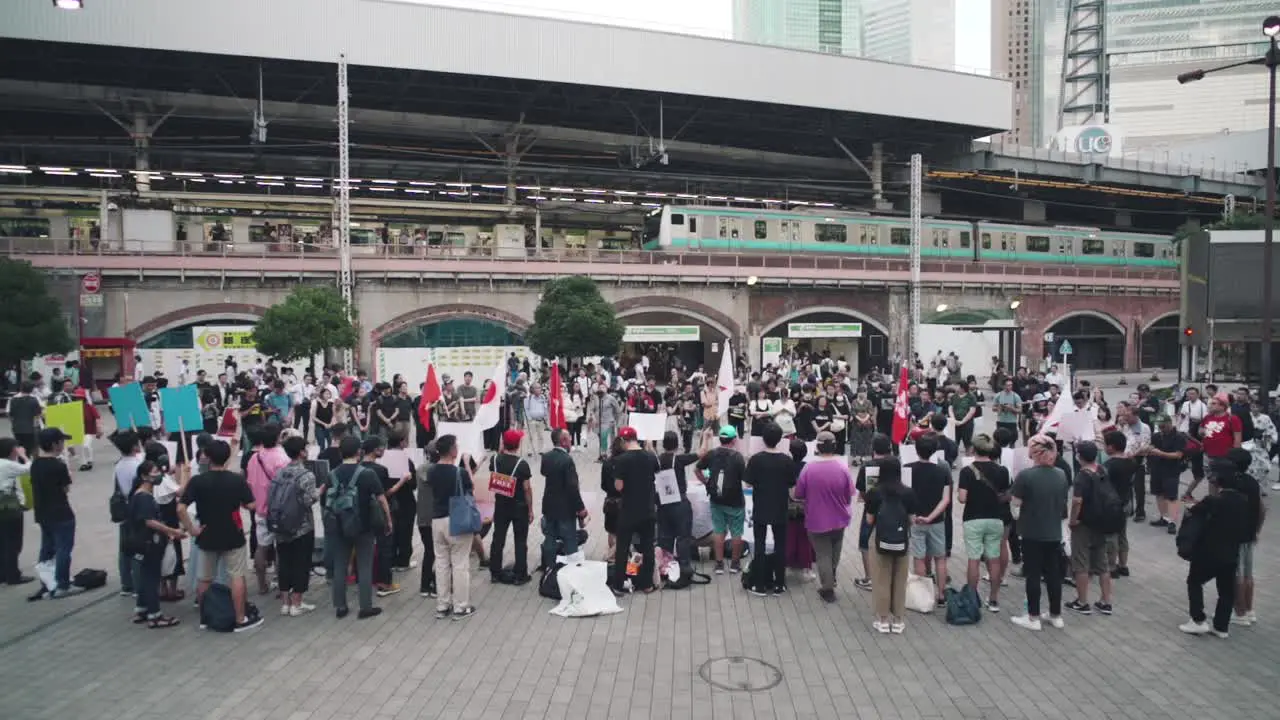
[1133, 242, 1154, 257]
[931, 229, 948, 247]
[446, 232, 466, 246]
[959, 231, 971, 248]
[688, 217, 697, 233]
[1082, 238, 1105, 254]
[861, 226, 878, 245]
[1026, 236, 1050, 252]
[1001, 232, 1016, 250]
[816, 224, 847, 243]
[1113, 241, 1126, 257]
[718, 218, 728, 238]
[730, 222, 740, 239]
[981, 233, 992, 249]
[889, 228, 910, 245]
[671, 213, 685, 225]
[427, 231, 444, 246]
[754, 220, 767, 240]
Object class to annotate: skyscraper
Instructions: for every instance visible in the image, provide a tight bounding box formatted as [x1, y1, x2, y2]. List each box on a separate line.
[731, 0, 955, 68]
[991, 0, 1064, 147]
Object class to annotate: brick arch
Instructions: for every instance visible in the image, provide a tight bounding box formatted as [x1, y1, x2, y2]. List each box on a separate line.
[371, 303, 531, 346]
[1015, 295, 1177, 371]
[128, 303, 269, 342]
[612, 296, 741, 341]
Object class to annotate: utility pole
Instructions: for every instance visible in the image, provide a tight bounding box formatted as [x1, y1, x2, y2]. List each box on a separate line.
[909, 153, 922, 360]
[337, 53, 354, 373]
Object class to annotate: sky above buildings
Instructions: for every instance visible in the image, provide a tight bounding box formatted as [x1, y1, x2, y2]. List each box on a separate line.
[409, 0, 993, 74]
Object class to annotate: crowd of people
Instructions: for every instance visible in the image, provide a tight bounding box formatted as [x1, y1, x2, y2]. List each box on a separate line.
[0, 346, 1272, 640]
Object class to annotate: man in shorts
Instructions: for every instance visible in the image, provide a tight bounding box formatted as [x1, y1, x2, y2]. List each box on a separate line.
[696, 426, 748, 575]
[1065, 442, 1118, 616]
[178, 439, 264, 632]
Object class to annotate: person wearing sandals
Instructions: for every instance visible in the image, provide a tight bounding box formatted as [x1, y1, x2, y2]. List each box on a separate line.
[426, 435, 477, 620]
[128, 460, 185, 629]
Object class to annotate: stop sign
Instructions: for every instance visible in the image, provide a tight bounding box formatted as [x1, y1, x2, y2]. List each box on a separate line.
[81, 272, 101, 294]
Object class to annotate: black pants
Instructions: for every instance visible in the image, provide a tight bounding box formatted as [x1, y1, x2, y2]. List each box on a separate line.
[1006, 520, 1022, 563]
[294, 401, 311, 438]
[613, 515, 655, 591]
[955, 421, 974, 450]
[1188, 559, 1236, 633]
[277, 532, 315, 594]
[490, 502, 530, 578]
[656, 499, 694, 575]
[1022, 539, 1063, 617]
[14, 432, 35, 458]
[417, 524, 436, 593]
[393, 497, 417, 567]
[0, 508, 23, 583]
[1187, 420, 1204, 480]
[750, 518, 787, 591]
[374, 531, 394, 586]
[1131, 463, 1147, 516]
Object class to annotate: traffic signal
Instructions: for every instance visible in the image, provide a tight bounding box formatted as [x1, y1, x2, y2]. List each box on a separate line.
[1184, 327, 1194, 337]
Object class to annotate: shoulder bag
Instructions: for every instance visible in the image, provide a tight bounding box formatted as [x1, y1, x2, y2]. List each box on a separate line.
[448, 465, 483, 536]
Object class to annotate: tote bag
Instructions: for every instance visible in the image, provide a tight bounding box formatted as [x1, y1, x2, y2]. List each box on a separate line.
[448, 465, 483, 536]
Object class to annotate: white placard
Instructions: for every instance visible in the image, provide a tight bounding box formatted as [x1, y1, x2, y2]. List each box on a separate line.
[655, 468, 681, 505]
[959, 455, 976, 469]
[307, 445, 320, 460]
[1058, 410, 1094, 444]
[863, 465, 880, 492]
[900, 445, 919, 465]
[160, 441, 178, 467]
[902, 465, 913, 489]
[931, 450, 946, 466]
[436, 421, 486, 459]
[379, 448, 411, 479]
[408, 448, 425, 468]
[806, 441, 819, 460]
[629, 412, 668, 441]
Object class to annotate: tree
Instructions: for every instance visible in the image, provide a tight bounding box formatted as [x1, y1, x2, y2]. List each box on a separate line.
[525, 276, 623, 359]
[1172, 211, 1267, 255]
[0, 258, 73, 371]
[251, 285, 358, 361]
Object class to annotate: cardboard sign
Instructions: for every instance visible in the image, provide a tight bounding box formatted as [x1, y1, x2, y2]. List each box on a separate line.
[489, 471, 517, 498]
[108, 383, 151, 429]
[45, 401, 85, 446]
[628, 412, 667, 441]
[159, 384, 203, 434]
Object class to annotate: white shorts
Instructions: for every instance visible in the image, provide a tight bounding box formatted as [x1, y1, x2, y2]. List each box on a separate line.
[255, 516, 275, 548]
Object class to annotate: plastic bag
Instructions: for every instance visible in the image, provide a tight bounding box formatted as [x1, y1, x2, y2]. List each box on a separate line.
[905, 573, 936, 613]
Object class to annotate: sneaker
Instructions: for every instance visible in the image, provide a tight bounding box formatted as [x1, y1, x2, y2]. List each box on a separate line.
[853, 577, 872, 591]
[986, 600, 1000, 613]
[452, 606, 476, 620]
[375, 584, 402, 597]
[435, 606, 451, 619]
[279, 604, 292, 616]
[1179, 620, 1210, 635]
[935, 597, 947, 609]
[1167, 523, 1178, 535]
[357, 607, 383, 620]
[1211, 628, 1229, 639]
[747, 586, 770, 597]
[773, 585, 787, 595]
[818, 589, 836, 603]
[289, 603, 316, 616]
[1093, 602, 1113, 616]
[118, 588, 135, 597]
[1149, 517, 1169, 527]
[1244, 611, 1258, 623]
[713, 562, 725, 575]
[1011, 614, 1042, 631]
[729, 561, 741, 574]
[1065, 599, 1093, 615]
[233, 615, 265, 632]
[1047, 615, 1065, 629]
[889, 621, 905, 634]
[1272, 483, 1280, 492]
[1133, 512, 1147, 522]
[872, 620, 891, 634]
[420, 590, 437, 598]
[335, 607, 349, 619]
[1231, 614, 1255, 626]
[1116, 566, 1131, 577]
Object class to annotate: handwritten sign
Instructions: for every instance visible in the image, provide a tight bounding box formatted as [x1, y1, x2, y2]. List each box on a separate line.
[489, 471, 517, 498]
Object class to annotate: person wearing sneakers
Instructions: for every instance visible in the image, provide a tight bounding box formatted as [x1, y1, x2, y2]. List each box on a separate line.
[743, 423, 795, 596]
[696, 424, 748, 575]
[1065, 441, 1121, 617]
[1227, 448, 1264, 628]
[1180, 458, 1252, 638]
[273, 435, 320, 617]
[957, 433, 1010, 612]
[1145, 415, 1186, 536]
[853, 435, 894, 591]
[488, 429, 534, 586]
[1009, 434, 1069, 632]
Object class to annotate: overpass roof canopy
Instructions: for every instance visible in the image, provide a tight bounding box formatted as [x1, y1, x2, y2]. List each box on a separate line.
[3, 0, 1011, 163]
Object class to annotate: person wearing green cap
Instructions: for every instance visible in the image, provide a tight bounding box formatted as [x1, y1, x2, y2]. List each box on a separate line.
[696, 425, 748, 575]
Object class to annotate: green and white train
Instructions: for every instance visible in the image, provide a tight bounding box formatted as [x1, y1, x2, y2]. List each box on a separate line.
[642, 205, 1177, 268]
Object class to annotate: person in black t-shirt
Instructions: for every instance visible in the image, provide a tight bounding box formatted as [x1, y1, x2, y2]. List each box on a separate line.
[656, 431, 698, 579]
[854, 434, 894, 590]
[177, 439, 263, 630]
[905, 433, 951, 605]
[425, 435, 476, 619]
[1102, 432, 1139, 578]
[1144, 417, 1186, 534]
[957, 434, 1010, 608]
[610, 427, 660, 593]
[31, 428, 76, 596]
[129, 460, 184, 627]
[488, 429, 534, 584]
[359, 436, 400, 595]
[744, 423, 799, 596]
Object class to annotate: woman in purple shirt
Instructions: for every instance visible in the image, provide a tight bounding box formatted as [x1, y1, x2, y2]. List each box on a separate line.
[794, 431, 854, 603]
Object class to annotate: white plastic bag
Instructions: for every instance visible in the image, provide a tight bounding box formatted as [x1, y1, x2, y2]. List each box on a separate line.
[34, 559, 57, 592]
[161, 541, 178, 577]
[905, 573, 936, 614]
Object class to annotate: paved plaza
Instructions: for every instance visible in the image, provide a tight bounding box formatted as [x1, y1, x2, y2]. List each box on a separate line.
[2, 415, 1279, 720]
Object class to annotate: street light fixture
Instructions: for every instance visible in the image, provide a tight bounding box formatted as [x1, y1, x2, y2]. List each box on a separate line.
[1177, 17, 1280, 406]
[52, 0, 84, 9]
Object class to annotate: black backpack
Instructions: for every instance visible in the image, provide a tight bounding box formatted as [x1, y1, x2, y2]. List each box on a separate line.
[1176, 508, 1206, 561]
[1084, 468, 1126, 534]
[875, 493, 910, 555]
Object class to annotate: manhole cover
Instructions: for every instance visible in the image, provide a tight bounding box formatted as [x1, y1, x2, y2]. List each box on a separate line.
[697, 656, 783, 692]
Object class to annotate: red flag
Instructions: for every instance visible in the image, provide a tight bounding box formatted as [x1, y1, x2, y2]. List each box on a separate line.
[418, 364, 441, 431]
[891, 363, 911, 445]
[549, 362, 567, 430]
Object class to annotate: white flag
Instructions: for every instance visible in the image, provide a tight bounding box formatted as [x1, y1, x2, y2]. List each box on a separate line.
[716, 340, 734, 420]
[1042, 390, 1073, 434]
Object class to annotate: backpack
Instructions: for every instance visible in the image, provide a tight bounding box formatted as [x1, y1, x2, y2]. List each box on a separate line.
[1084, 468, 1126, 534]
[324, 465, 368, 540]
[108, 484, 128, 523]
[200, 583, 237, 632]
[944, 585, 982, 626]
[875, 493, 910, 555]
[266, 464, 311, 537]
[539, 562, 564, 601]
[72, 568, 108, 590]
[1176, 506, 1207, 561]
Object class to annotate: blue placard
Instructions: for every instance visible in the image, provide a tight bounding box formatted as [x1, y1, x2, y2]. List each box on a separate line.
[107, 382, 151, 430]
[159, 384, 203, 434]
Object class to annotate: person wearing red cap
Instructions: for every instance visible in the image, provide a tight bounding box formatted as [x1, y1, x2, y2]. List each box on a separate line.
[488, 429, 534, 585]
[610, 426, 659, 594]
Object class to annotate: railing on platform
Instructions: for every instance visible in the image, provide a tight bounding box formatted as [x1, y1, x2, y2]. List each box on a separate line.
[0, 236, 1179, 284]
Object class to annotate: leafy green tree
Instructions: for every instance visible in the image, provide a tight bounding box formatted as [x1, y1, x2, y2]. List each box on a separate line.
[525, 276, 623, 359]
[0, 258, 73, 371]
[251, 285, 358, 361]
[1172, 211, 1267, 254]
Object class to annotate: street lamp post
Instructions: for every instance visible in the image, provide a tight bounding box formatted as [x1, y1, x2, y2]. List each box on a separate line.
[1177, 16, 1280, 407]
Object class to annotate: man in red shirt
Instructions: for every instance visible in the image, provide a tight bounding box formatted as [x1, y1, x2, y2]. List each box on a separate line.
[1184, 394, 1242, 500]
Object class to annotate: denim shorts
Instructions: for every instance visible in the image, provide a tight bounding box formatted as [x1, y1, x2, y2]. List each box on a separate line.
[910, 522, 946, 558]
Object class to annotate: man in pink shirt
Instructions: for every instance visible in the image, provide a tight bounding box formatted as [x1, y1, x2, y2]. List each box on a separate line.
[245, 424, 290, 595]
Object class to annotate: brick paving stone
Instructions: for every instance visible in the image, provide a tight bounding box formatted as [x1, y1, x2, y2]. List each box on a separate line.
[2, 412, 1278, 720]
